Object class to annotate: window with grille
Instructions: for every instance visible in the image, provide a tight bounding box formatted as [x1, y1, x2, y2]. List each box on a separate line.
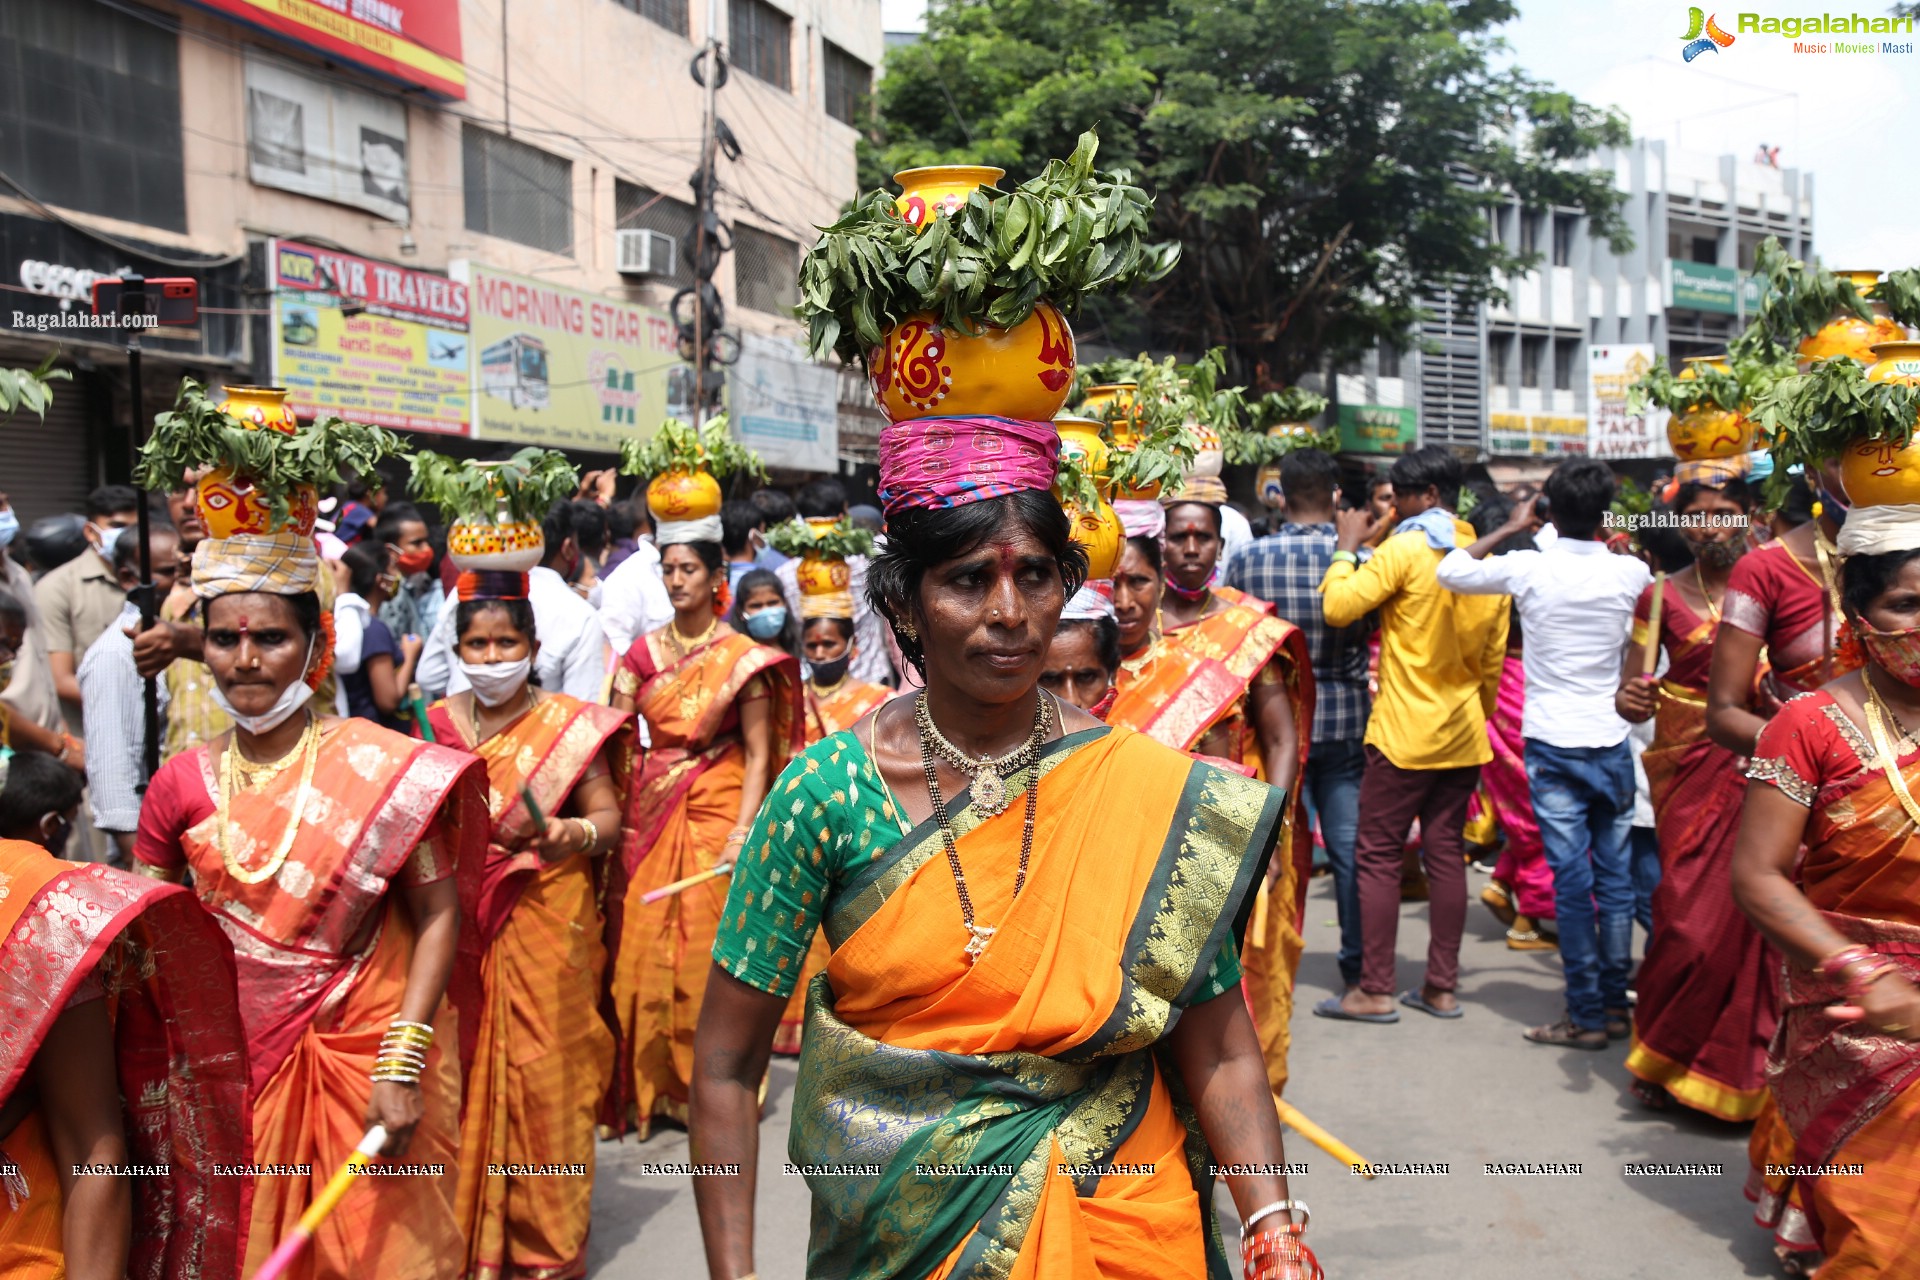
[1553, 338, 1578, 391]
[0, 0, 186, 231]
[616, 180, 696, 286]
[823, 40, 870, 125]
[463, 125, 573, 255]
[616, 0, 689, 37]
[1520, 335, 1545, 389]
[1489, 333, 1514, 386]
[734, 223, 799, 314]
[730, 0, 792, 89]
[1552, 214, 1576, 267]
[1377, 344, 1402, 380]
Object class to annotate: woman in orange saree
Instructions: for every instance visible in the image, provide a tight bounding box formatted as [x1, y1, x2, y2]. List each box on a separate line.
[1155, 497, 1316, 1098]
[1708, 472, 1861, 1263]
[1732, 542, 1920, 1278]
[1617, 478, 1776, 1121]
[0, 758, 249, 1280]
[691, 460, 1316, 1278]
[134, 545, 489, 1280]
[432, 581, 630, 1280]
[608, 536, 800, 1135]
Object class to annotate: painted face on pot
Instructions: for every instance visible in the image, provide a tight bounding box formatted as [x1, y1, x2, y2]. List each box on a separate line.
[204, 593, 315, 716]
[1162, 503, 1222, 592]
[913, 529, 1064, 703]
[1111, 542, 1160, 655]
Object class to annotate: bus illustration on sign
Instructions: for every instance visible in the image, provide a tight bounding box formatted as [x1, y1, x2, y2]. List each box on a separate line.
[481, 333, 550, 410]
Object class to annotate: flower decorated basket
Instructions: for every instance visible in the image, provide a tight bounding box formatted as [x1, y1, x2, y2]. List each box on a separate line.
[800, 131, 1179, 434]
[410, 447, 578, 573]
[136, 380, 404, 540]
[619, 415, 767, 526]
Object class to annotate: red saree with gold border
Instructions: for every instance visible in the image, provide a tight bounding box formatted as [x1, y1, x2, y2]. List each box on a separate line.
[1746, 692, 1920, 1276]
[0, 841, 249, 1280]
[607, 629, 801, 1134]
[773, 677, 897, 1056]
[136, 718, 490, 1280]
[1160, 601, 1315, 1096]
[1625, 585, 1778, 1121]
[431, 694, 630, 1280]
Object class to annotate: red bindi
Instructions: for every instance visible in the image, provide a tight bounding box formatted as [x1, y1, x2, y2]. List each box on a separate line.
[996, 542, 1016, 573]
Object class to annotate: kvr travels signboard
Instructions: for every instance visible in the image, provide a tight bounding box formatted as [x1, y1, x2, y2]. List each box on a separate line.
[269, 239, 469, 435]
[456, 264, 677, 452]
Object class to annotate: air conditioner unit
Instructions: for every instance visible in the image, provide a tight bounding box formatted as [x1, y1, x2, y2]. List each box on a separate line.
[616, 228, 676, 277]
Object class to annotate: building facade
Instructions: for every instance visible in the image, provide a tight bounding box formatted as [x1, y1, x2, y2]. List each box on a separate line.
[0, 0, 879, 527]
[1334, 138, 1815, 474]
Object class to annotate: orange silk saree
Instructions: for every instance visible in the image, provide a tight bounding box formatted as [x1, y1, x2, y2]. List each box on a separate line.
[1161, 602, 1316, 1095]
[432, 694, 630, 1280]
[135, 718, 490, 1280]
[723, 726, 1283, 1278]
[773, 677, 897, 1056]
[0, 842, 249, 1280]
[608, 629, 801, 1134]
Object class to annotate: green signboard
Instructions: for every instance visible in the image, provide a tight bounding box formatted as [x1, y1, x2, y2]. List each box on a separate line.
[1337, 403, 1418, 454]
[1667, 261, 1765, 316]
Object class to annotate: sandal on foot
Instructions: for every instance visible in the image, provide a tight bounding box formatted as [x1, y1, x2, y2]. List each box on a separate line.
[1605, 1008, 1632, 1040]
[1399, 989, 1464, 1019]
[1480, 880, 1517, 926]
[1312, 996, 1400, 1024]
[1524, 1018, 1608, 1050]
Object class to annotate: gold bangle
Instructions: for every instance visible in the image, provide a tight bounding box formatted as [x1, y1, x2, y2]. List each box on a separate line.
[576, 817, 599, 853]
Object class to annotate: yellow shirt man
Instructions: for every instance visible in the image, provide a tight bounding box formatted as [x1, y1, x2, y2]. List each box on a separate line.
[1321, 517, 1508, 770]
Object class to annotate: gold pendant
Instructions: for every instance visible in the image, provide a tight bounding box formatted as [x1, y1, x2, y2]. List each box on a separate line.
[964, 922, 997, 963]
[974, 768, 1007, 815]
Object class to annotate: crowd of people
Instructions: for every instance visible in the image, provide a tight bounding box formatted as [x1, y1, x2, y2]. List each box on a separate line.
[0, 414, 1915, 1280]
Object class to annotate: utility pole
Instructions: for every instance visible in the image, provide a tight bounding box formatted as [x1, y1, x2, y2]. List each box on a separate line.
[685, 0, 727, 429]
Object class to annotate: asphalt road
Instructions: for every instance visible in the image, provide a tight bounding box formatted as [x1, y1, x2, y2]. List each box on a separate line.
[587, 877, 1782, 1279]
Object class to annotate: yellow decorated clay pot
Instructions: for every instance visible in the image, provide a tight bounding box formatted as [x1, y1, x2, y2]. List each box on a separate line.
[1257, 464, 1285, 510]
[795, 553, 852, 598]
[869, 303, 1075, 423]
[646, 469, 723, 523]
[1111, 446, 1161, 501]
[447, 512, 545, 573]
[893, 165, 1005, 231]
[1842, 341, 1920, 507]
[1189, 423, 1225, 479]
[804, 517, 841, 539]
[1799, 274, 1905, 369]
[1078, 383, 1142, 440]
[1065, 496, 1124, 581]
[195, 387, 315, 537]
[1053, 416, 1112, 495]
[196, 471, 319, 539]
[216, 385, 300, 434]
[1665, 357, 1754, 461]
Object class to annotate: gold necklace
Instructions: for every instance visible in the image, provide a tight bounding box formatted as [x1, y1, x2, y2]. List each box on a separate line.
[812, 673, 849, 698]
[1120, 635, 1162, 679]
[1694, 563, 1723, 624]
[218, 713, 322, 886]
[1861, 674, 1920, 828]
[666, 615, 719, 659]
[470, 685, 539, 745]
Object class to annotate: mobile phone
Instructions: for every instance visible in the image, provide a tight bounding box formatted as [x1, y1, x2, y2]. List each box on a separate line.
[90, 276, 200, 326]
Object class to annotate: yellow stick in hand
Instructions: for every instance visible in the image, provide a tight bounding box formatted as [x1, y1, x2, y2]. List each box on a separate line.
[1642, 571, 1666, 678]
[248, 1125, 388, 1280]
[1273, 1098, 1374, 1179]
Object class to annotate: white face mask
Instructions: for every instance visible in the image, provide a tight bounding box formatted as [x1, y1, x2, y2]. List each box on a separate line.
[93, 523, 127, 558]
[460, 657, 532, 706]
[211, 635, 319, 734]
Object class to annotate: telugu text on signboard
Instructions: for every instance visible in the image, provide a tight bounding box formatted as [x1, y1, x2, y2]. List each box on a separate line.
[269, 239, 469, 436]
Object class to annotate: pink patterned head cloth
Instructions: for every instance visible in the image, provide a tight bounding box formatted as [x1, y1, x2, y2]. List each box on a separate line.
[878, 416, 1059, 517]
[1114, 498, 1166, 540]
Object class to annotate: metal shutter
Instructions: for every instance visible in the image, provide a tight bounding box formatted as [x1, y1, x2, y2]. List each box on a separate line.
[0, 366, 93, 530]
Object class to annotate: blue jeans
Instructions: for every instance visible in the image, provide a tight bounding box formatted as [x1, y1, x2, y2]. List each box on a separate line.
[1523, 739, 1636, 1031]
[1630, 825, 1661, 938]
[1304, 737, 1366, 987]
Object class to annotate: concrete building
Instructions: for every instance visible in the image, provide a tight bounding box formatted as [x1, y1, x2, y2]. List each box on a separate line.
[0, 0, 878, 526]
[1334, 138, 1815, 474]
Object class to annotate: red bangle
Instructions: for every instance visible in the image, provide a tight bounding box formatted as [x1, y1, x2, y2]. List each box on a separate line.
[1817, 945, 1874, 981]
[1241, 1224, 1324, 1280]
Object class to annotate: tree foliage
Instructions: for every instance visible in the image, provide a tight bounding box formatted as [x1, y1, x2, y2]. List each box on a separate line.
[866, 0, 1633, 384]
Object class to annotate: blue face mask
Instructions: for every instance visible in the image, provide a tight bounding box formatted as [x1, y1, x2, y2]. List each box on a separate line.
[0, 508, 17, 549]
[744, 606, 788, 641]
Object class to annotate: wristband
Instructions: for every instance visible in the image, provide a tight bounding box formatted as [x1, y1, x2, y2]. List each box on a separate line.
[1330, 550, 1358, 566]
